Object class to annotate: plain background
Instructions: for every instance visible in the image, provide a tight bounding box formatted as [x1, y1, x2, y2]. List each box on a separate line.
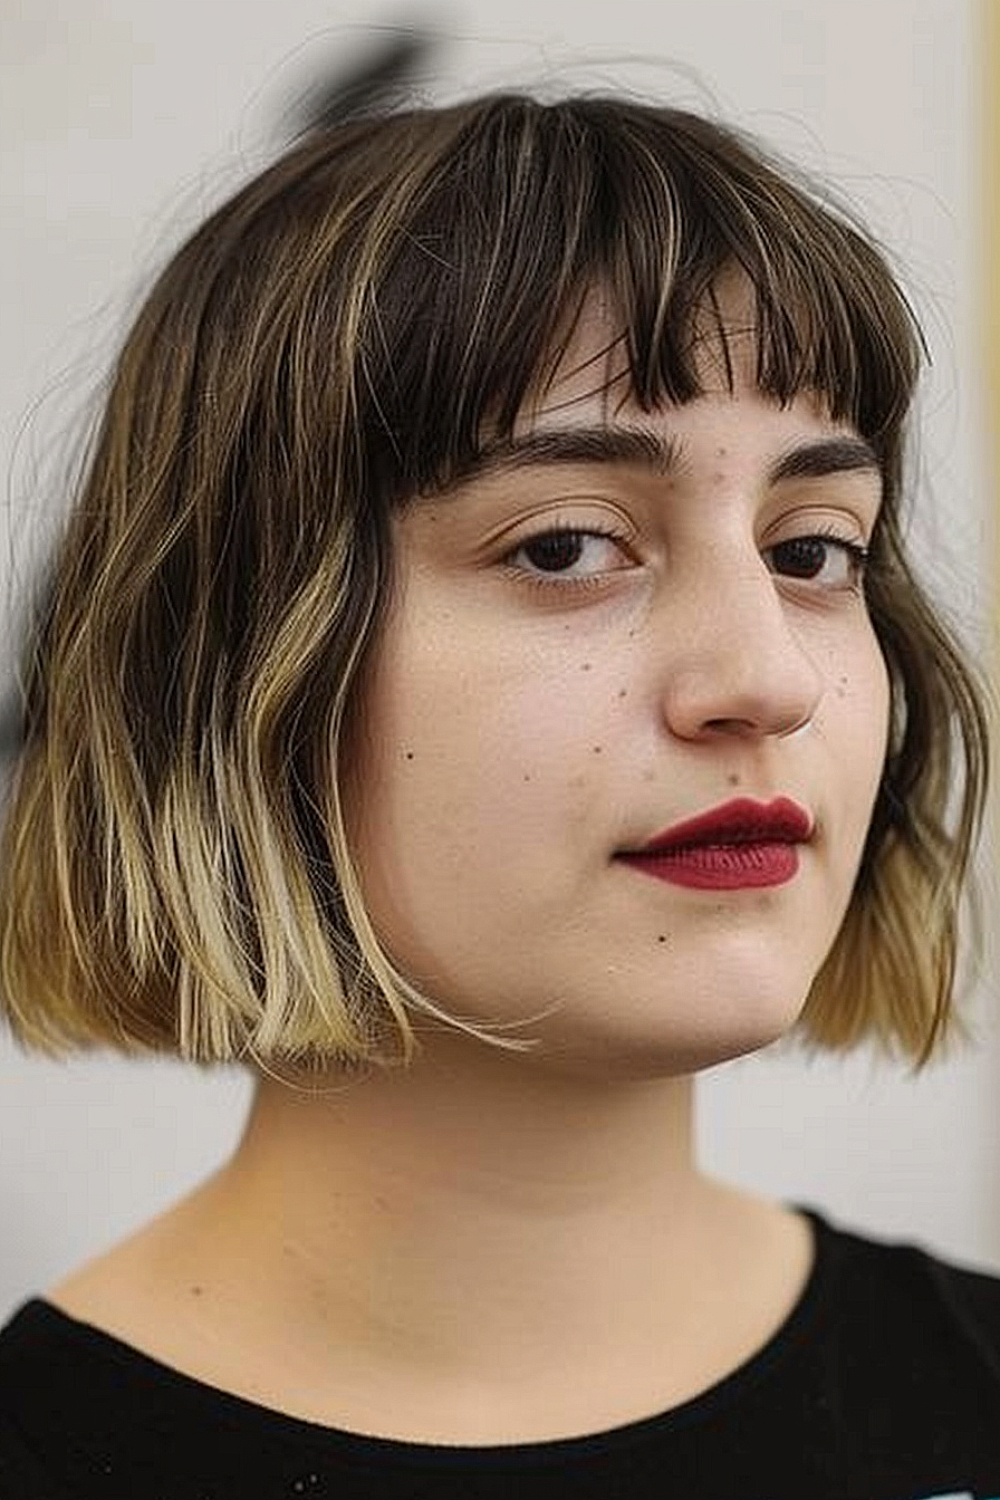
[1, 0, 997, 1322]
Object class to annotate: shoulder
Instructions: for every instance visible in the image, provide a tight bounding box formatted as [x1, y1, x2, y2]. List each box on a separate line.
[0, 1298, 64, 1389]
[0, 1301, 82, 1498]
[0, 1297, 211, 1499]
[713, 1210, 1000, 1486]
[803, 1207, 1000, 1398]
[813, 1209, 1000, 1316]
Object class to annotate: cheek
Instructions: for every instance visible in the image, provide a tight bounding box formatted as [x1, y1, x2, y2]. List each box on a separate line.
[824, 628, 891, 836]
[344, 613, 623, 905]
[848, 634, 891, 765]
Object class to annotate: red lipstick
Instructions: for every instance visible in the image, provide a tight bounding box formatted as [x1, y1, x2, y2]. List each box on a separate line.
[617, 797, 812, 891]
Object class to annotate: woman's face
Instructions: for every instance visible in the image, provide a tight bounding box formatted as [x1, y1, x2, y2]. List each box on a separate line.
[344, 291, 890, 1080]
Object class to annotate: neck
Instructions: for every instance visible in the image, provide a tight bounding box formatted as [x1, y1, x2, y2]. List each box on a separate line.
[197, 1038, 795, 1392]
[243, 1033, 702, 1218]
[54, 1030, 814, 1443]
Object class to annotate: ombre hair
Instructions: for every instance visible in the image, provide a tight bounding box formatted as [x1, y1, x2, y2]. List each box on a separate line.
[0, 92, 989, 1070]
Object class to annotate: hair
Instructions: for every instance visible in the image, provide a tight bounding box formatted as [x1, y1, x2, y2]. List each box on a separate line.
[0, 91, 989, 1072]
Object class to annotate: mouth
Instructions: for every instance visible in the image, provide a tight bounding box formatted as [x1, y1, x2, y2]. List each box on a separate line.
[616, 796, 812, 891]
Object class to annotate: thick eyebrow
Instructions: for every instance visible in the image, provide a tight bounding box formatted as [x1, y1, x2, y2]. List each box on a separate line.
[444, 426, 881, 489]
[768, 436, 881, 484]
[455, 426, 681, 483]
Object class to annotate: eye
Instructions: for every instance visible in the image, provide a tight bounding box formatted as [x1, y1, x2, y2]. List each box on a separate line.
[765, 531, 869, 590]
[504, 525, 632, 583]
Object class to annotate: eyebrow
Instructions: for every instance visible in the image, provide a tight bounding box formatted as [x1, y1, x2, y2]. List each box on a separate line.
[769, 435, 881, 484]
[452, 426, 881, 487]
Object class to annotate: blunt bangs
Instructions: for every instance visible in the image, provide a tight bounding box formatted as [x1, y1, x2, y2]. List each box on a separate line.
[344, 95, 922, 499]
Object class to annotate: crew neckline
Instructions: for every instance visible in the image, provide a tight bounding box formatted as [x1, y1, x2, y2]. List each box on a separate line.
[14, 1204, 837, 1466]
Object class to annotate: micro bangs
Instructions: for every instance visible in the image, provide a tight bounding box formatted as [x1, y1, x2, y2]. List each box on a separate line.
[357, 95, 923, 501]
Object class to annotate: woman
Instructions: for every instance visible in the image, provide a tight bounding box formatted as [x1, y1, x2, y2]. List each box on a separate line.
[0, 90, 996, 1496]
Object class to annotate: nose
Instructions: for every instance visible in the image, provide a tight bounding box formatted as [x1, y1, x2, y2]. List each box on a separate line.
[659, 553, 824, 742]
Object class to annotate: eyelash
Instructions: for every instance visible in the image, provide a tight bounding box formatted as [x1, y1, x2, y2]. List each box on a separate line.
[767, 527, 870, 591]
[502, 523, 871, 593]
[502, 522, 634, 592]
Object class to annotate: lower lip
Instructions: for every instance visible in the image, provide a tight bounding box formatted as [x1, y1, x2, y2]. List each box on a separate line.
[617, 842, 801, 890]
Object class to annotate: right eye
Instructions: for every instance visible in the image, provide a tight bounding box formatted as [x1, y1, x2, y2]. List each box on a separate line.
[504, 526, 632, 583]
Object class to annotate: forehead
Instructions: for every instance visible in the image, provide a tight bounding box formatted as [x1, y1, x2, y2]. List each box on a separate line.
[513, 276, 835, 441]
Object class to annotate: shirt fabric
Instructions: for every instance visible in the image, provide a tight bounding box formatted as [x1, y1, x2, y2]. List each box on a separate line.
[1, 1207, 1000, 1499]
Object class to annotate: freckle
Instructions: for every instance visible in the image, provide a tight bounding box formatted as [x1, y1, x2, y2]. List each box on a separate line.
[716, 447, 727, 457]
[618, 688, 628, 699]
[523, 773, 532, 782]
[581, 662, 592, 672]
[643, 768, 655, 782]
[592, 745, 603, 754]
[190, 1285, 204, 1298]
[727, 772, 741, 787]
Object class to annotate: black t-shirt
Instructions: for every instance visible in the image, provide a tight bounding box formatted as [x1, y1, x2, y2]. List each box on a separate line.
[2, 1208, 1000, 1499]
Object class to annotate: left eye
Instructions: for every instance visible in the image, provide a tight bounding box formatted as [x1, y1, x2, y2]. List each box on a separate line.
[507, 528, 628, 578]
[766, 534, 868, 589]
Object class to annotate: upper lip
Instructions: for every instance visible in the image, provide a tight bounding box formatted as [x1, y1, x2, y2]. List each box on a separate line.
[623, 797, 813, 854]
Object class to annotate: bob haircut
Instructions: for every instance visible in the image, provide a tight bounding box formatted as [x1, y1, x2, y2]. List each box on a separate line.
[0, 92, 989, 1071]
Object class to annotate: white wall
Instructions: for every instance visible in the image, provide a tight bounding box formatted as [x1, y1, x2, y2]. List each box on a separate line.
[2, 0, 996, 1322]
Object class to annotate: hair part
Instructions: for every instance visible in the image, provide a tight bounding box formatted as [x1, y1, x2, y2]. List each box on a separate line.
[0, 92, 989, 1070]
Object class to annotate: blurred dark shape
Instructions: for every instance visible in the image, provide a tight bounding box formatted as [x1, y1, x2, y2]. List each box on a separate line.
[286, 23, 442, 138]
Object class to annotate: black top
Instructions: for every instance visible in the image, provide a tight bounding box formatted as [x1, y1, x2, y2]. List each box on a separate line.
[2, 1208, 1000, 1499]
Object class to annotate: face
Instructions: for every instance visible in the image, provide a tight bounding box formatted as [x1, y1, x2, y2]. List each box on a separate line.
[344, 288, 890, 1080]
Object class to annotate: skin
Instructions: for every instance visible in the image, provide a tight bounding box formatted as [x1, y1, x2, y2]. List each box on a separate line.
[347, 283, 889, 1081]
[50, 285, 890, 1444]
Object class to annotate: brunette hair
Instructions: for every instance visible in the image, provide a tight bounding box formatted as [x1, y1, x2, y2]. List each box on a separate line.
[0, 92, 989, 1069]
